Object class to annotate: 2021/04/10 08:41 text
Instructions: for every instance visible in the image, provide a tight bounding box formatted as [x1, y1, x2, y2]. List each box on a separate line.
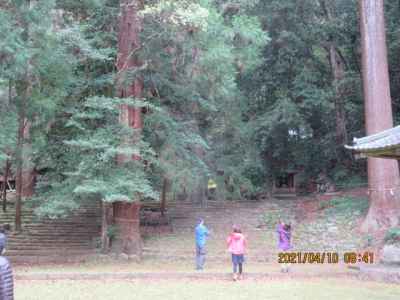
[278, 252, 339, 264]
[278, 252, 374, 264]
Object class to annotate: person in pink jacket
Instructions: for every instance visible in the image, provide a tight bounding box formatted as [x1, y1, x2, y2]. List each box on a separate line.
[226, 225, 247, 281]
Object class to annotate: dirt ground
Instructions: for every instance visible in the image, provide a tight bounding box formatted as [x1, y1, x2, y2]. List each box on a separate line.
[12, 189, 400, 300]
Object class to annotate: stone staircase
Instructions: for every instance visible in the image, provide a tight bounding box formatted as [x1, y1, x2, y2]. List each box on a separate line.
[272, 191, 297, 200]
[0, 200, 102, 264]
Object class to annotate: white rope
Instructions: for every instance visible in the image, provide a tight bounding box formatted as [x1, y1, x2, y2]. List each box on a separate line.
[367, 186, 400, 195]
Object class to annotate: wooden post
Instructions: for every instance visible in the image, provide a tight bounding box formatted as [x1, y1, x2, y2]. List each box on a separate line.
[160, 178, 168, 216]
[2, 159, 10, 212]
[101, 202, 114, 253]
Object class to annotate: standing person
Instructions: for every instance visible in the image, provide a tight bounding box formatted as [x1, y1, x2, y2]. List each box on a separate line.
[0, 232, 13, 300]
[195, 218, 209, 270]
[277, 220, 292, 273]
[226, 225, 247, 281]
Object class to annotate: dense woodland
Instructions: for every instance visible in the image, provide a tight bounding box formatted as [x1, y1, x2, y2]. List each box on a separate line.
[1, 0, 400, 232]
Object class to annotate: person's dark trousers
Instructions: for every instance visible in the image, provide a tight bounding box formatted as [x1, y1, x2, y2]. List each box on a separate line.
[232, 254, 244, 274]
[196, 244, 206, 270]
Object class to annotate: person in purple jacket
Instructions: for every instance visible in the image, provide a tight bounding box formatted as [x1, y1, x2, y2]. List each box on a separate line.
[277, 220, 292, 273]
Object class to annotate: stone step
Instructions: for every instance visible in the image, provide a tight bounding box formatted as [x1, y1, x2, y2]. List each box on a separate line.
[8, 239, 94, 244]
[8, 239, 98, 244]
[20, 226, 100, 231]
[8, 241, 94, 245]
[7, 242, 94, 248]
[0, 201, 102, 263]
[8, 237, 95, 242]
[14, 232, 100, 237]
[23, 220, 102, 226]
[0, 218, 100, 225]
[7, 241, 95, 247]
[7, 244, 95, 251]
[8, 252, 97, 264]
[6, 248, 96, 255]
[272, 194, 297, 200]
[25, 217, 101, 226]
[20, 231, 100, 235]
[6, 246, 94, 252]
[17, 225, 99, 228]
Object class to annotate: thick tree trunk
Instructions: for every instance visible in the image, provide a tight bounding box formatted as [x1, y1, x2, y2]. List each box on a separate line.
[14, 119, 36, 231]
[108, 0, 143, 255]
[113, 202, 142, 257]
[160, 178, 168, 216]
[15, 102, 26, 232]
[319, 0, 348, 147]
[18, 120, 35, 198]
[329, 46, 348, 146]
[101, 202, 114, 253]
[359, 0, 400, 231]
[116, 0, 143, 164]
[14, 0, 37, 232]
[15, 112, 35, 231]
[2, 159, 10, 212]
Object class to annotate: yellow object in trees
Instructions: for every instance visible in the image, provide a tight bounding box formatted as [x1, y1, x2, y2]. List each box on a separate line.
[208, 179, 217, 189]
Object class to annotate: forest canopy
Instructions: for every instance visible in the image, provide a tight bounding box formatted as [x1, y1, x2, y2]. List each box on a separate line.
[1, 0, 400, 230]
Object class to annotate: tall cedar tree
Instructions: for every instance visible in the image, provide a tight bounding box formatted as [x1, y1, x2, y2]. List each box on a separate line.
[359, 0, 400, 231]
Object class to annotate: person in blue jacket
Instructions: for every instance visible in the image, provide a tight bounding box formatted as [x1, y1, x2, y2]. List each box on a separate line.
[195, 218, 209, 270]
[0, 232, 13, 300]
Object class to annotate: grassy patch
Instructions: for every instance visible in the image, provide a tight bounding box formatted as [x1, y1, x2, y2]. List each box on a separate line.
[263, 211, 292, 227]
[384, 227, 400, 245]
[15, 279, 400, 300]
[321, 196, 369, 216]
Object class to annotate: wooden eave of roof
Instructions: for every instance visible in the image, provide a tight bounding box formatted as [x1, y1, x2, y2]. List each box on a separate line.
[345, 125, 400, 159]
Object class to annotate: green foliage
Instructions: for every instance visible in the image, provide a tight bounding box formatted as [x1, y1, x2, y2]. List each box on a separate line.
[240, 0, 367, 188]
[0, 88, 17, 166]
[384, 227, 400, 245]
[263, 211, 290, 227]
[364, 234, 374, 247]
[3, 0, 387, 222]
[139, 0, 268, 199]
[34, 96, 159, 217]
[107, 224, 118, 239]
[334, 174, 367, 190]
[320, 196, 369, 216]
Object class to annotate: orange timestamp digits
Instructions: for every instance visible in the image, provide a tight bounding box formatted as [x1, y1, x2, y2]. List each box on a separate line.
[278, 252, 339, 264]
[343, 252, 374, 264]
